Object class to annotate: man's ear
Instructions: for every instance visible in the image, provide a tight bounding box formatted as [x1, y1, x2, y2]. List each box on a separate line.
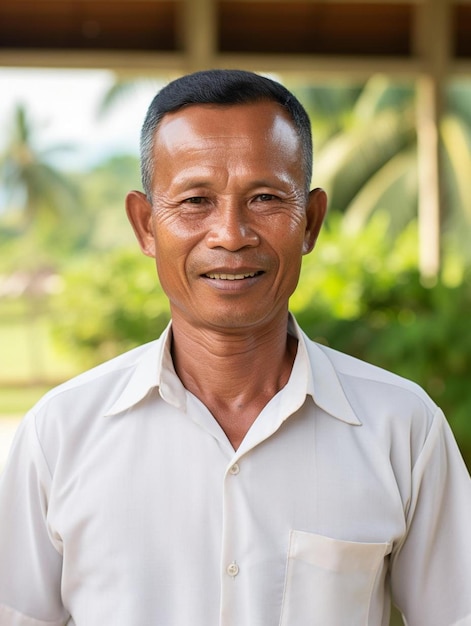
[303, 188, 328, 255]
[125, 190, 156, 258]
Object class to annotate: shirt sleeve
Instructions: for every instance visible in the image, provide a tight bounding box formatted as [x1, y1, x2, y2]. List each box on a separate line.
[390, 408, 471, 626]
[0, 412, 69, 625]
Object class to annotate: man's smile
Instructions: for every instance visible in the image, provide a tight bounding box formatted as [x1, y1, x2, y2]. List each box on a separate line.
[204, 271, 262, 280]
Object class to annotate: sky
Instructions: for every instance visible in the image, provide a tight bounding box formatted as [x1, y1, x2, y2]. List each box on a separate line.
[0, 67, 164, 169]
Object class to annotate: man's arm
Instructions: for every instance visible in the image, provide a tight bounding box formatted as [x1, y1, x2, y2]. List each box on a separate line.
[0, 413, 69, 625]
[391, 409, 471, 626]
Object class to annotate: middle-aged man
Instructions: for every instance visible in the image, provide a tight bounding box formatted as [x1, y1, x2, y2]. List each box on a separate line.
[0, 69, 470, 626]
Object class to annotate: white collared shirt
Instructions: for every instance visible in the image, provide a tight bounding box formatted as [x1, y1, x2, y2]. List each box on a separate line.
[0, 316, 470, 626]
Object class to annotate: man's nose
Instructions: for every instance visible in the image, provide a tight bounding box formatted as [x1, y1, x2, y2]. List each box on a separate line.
[206, 199, 260, 251]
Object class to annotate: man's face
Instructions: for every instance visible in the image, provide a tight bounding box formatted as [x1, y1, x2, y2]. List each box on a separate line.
[127, 101, 326, 333]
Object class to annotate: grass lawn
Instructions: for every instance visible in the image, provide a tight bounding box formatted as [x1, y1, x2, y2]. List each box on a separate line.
[0, 318, 78, 384]
[0, 385, 53, 417]
[0, 302, 80, 387]
[0, 300, 80, 417]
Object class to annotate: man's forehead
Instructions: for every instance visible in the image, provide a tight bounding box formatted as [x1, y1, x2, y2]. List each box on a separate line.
[154, 101, 299, 147]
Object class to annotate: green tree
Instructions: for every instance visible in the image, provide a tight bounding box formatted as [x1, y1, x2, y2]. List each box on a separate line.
[0, 103, 83, 264]
[293, 213, 471, 469]
[52, 248, 170, 366]
[71, 154, 141, 252]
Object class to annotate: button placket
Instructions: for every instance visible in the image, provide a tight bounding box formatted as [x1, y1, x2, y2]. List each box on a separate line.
[220, 456, 244, 622]
[226, 464, 240, 579]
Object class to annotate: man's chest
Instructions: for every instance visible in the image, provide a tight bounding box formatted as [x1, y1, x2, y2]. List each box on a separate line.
[47, 401, 404, 625]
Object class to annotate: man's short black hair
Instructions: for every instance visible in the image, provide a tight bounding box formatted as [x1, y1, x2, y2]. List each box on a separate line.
[140, 69, 313, 199]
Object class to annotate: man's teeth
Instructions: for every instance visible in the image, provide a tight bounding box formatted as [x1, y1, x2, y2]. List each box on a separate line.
[206, 272, 257, 280]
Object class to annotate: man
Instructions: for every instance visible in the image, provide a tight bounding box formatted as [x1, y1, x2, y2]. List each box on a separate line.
[0, 70, 470, 626]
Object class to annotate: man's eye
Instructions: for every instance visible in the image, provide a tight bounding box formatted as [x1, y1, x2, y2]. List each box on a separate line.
[256, 194, 277, 201]
[184, 197, 204, 204]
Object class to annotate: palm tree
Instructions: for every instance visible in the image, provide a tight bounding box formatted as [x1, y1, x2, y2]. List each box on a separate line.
[0, 103, 82, 257]
[294, 76, 471, 266]
[0, 104, 83, 382]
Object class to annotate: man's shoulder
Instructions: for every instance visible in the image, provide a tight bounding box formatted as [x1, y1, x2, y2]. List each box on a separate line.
[303, 334, 437, 415]
[33, 340, 160, 417]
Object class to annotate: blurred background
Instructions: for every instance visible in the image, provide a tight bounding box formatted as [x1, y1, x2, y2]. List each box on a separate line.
[1, 2, 471, 621]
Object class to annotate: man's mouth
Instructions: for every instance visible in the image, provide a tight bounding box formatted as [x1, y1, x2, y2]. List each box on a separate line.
[204, 271, 262, 281]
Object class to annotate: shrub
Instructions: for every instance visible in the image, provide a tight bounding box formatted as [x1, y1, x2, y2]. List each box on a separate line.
[52, 248, 169, 367]
[294, 214, 471, 467]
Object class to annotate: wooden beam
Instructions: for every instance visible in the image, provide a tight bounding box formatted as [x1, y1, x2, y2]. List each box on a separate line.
[0, 49, 426, 75]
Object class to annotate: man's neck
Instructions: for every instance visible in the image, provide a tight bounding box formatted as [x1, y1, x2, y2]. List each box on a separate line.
[170, 313, 297, 449]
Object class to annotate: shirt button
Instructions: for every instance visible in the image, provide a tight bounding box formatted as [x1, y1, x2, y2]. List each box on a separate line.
[229, 463, 240, 475]
[226, 561, 239, 577]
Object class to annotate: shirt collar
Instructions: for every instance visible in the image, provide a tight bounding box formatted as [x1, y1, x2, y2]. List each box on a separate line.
[105, 316, 361, 426]
[289, 315, 361, 425]
[104, 322, 184, 417]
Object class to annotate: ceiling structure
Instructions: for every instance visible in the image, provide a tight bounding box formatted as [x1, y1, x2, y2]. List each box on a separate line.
[1, 0, 470, 278]
[0, 0, 469, 77]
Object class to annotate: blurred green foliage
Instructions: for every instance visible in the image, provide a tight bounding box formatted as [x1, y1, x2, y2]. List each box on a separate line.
[51, 248, 170, 366]
[70, 154, 141, 251]
[294, 77, 471, 260]
[294, 213, 471, 467]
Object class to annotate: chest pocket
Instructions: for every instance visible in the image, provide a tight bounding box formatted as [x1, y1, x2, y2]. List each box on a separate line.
[279, 530, 391, 626]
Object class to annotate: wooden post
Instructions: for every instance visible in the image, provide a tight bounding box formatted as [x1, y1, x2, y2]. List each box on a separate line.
[416, 76, 443, 284]
[414, 0, 452, 283]
[180, 0, 217, 72]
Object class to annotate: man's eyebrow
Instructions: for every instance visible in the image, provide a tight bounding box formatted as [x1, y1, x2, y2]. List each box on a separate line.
[169, 173, 215, 189]
[249, 178, 292, 188]
[168, 170, 295, 191]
